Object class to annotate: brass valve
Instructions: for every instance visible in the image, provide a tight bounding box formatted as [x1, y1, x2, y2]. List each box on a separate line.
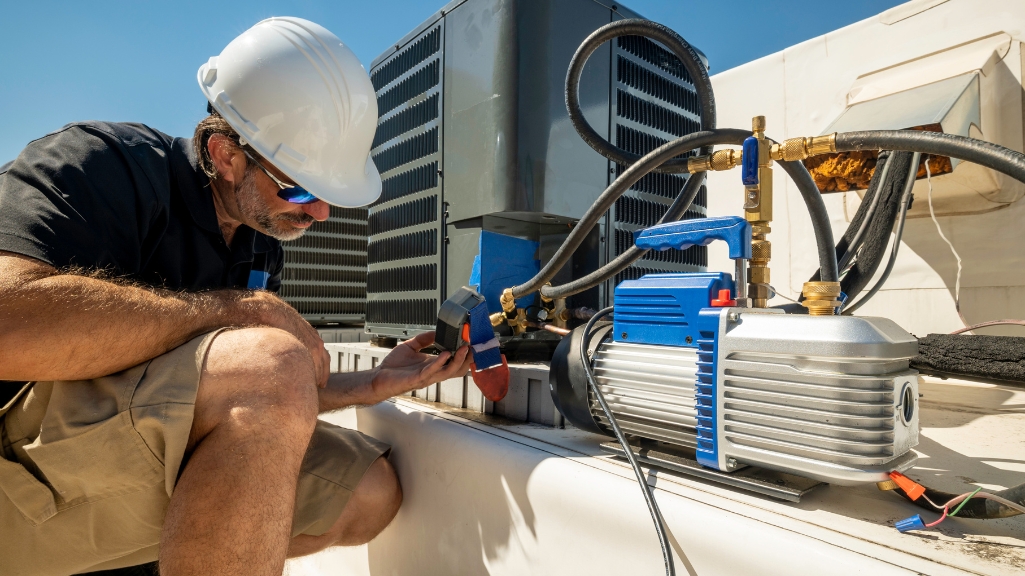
[801, 281, 842, 316]
[745, 116, 773, 308]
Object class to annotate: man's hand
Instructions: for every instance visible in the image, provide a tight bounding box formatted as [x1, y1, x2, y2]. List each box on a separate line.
[370, 332, 473, 400]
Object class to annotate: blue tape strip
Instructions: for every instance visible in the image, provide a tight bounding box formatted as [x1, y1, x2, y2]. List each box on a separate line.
[468, 301, 502, 370]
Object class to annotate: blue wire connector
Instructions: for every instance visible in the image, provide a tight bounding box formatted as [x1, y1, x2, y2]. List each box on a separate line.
[895, 515, 926, 533]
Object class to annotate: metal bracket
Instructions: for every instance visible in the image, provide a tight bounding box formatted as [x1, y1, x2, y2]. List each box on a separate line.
[599, 441, 823, 502]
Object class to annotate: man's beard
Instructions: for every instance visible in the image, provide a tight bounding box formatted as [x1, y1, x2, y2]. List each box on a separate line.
[235, 167, 315, 241]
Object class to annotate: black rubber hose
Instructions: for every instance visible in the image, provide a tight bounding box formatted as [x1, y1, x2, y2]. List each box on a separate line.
[542, 174, 706, 300]
[566, 19, 715, 173]
[896, 483, 1024, 519]
[511, 129, 751, 299]
[541, 141, 843, 300]
[581, 307, 676, 576]
[836, 130, 1025, 183]
[776, 159, 839, 283]
[843, 152, 921, 314]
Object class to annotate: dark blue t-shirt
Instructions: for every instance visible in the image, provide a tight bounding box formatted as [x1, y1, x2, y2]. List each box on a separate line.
[0, 121, 283, 292]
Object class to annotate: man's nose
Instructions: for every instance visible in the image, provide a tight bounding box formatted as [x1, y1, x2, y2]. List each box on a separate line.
[302, 200, 330, 221]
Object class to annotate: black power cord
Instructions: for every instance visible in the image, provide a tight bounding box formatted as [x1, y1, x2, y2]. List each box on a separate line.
[581, 307, 675, 576]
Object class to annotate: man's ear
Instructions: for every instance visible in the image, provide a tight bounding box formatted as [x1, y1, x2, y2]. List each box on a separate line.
[207, 134, 243, 186]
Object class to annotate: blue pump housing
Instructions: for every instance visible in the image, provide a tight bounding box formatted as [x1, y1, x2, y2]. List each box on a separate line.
[613, 272, 732, 469]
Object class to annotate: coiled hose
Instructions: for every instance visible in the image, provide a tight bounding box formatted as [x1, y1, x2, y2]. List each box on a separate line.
[516, 18, 840, 301]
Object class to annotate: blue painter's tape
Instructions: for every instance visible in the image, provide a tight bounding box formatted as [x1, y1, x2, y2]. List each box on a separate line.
[248, 270, 271, 290]
[472, 231, 540, 315]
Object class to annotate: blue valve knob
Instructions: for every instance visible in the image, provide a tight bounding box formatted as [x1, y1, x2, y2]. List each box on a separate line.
[742, 136, 759, 186]
[634, 216, 752, 260]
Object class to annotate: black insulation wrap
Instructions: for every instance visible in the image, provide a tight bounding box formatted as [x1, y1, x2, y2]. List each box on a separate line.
[913, 333, 1025, 385]
[792, 151, 914, 309]
[511, 129, 752, 299]
[566, 19, 715, 173]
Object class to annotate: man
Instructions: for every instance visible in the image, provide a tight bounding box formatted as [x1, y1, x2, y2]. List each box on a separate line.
[0, 17, 471, 576]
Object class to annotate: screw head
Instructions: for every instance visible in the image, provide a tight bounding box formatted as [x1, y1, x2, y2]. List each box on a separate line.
[728, 312, 740, 322]
[685, 335, 693, 344]
[727, 458, 738, 469]
[621, 332, 628, 339]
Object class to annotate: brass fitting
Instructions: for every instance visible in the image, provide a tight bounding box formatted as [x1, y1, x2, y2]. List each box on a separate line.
[509, 308, 528, 335]
[552, 298, 569, 329]
[801, 281, 842, 316]
[745, 116, 773, 308]
[876, 479, 900, 491]
[687, 148, 741, 173]
[500, 288, 516, 314]
[539, 283, 553, 304]
[489, 311, 506, 328]
[769, 133, 837, 162]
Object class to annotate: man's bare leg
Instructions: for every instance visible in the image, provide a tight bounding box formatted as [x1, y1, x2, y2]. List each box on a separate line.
[159, 328, 319, 576]
[286, 456, 403, 558]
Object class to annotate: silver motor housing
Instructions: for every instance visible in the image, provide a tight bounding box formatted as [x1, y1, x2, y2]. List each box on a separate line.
[551, 309, 919, 485]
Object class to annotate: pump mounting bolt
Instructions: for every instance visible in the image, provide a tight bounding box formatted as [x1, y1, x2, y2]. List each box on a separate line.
[727, 458, 738, 469]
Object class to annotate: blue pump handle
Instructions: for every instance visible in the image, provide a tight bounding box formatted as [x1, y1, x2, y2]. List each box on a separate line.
[634, 216, 752, 260]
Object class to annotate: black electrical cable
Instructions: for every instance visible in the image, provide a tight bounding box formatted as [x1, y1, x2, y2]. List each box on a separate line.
[566, 19, 715, 173]
[843, 152, 921, 314]
[511, 129, 750, 299]
[580, 307, 675, 576]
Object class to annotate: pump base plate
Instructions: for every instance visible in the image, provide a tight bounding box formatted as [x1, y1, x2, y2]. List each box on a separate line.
[599, 441, 823, 502]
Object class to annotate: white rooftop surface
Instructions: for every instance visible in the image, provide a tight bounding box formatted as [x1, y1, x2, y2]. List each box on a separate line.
[285, 373, 1025, 576]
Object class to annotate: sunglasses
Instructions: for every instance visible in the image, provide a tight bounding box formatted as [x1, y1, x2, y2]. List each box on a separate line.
[242, 148, 319, 204]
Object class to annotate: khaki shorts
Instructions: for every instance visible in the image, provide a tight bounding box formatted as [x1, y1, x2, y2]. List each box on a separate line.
[0, 330, 389, 576]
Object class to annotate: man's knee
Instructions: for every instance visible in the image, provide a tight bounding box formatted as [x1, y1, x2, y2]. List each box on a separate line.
[328, 457, 402, 547]
[191, 327, 318, 445]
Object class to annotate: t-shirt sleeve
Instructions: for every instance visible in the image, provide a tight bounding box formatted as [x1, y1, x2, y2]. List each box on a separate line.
[266, 245, 285, 293]
[0, 125, 154, 273]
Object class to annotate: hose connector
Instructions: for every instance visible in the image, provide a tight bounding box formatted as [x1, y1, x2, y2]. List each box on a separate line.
[687, 148, 741, 173]
[801, 281, 842, 316]
[489, 311, 506, 328]
[500, 288, 517, 314]
[770, 134, 837, 162]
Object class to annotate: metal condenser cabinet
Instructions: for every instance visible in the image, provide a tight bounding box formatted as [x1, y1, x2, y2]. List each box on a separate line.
[366, 0, 709, 337]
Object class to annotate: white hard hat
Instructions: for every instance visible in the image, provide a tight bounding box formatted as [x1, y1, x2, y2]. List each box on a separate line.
[197, 17, 381, 207]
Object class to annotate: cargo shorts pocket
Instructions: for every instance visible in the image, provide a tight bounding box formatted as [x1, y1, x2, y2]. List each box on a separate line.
[0, 457, 57, 526]
[23, 411, 164, 507]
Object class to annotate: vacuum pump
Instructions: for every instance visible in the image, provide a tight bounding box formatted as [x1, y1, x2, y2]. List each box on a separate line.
[549, 216, 920, 485]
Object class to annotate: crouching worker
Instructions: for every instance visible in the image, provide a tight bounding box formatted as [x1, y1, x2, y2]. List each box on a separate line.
[0, 17, 471, 576]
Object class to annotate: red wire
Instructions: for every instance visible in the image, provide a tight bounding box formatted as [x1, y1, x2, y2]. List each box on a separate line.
[926, 507, 949, 528]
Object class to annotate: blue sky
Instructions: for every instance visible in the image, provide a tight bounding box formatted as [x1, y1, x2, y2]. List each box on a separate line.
[0, 0, 904, 163]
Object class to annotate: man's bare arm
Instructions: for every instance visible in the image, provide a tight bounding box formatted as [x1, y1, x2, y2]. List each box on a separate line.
[0, 251, 328, 382]
[317, 332, 473, 412]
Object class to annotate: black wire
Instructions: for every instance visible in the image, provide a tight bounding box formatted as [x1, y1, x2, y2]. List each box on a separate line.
[581, 307, 675, 576]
